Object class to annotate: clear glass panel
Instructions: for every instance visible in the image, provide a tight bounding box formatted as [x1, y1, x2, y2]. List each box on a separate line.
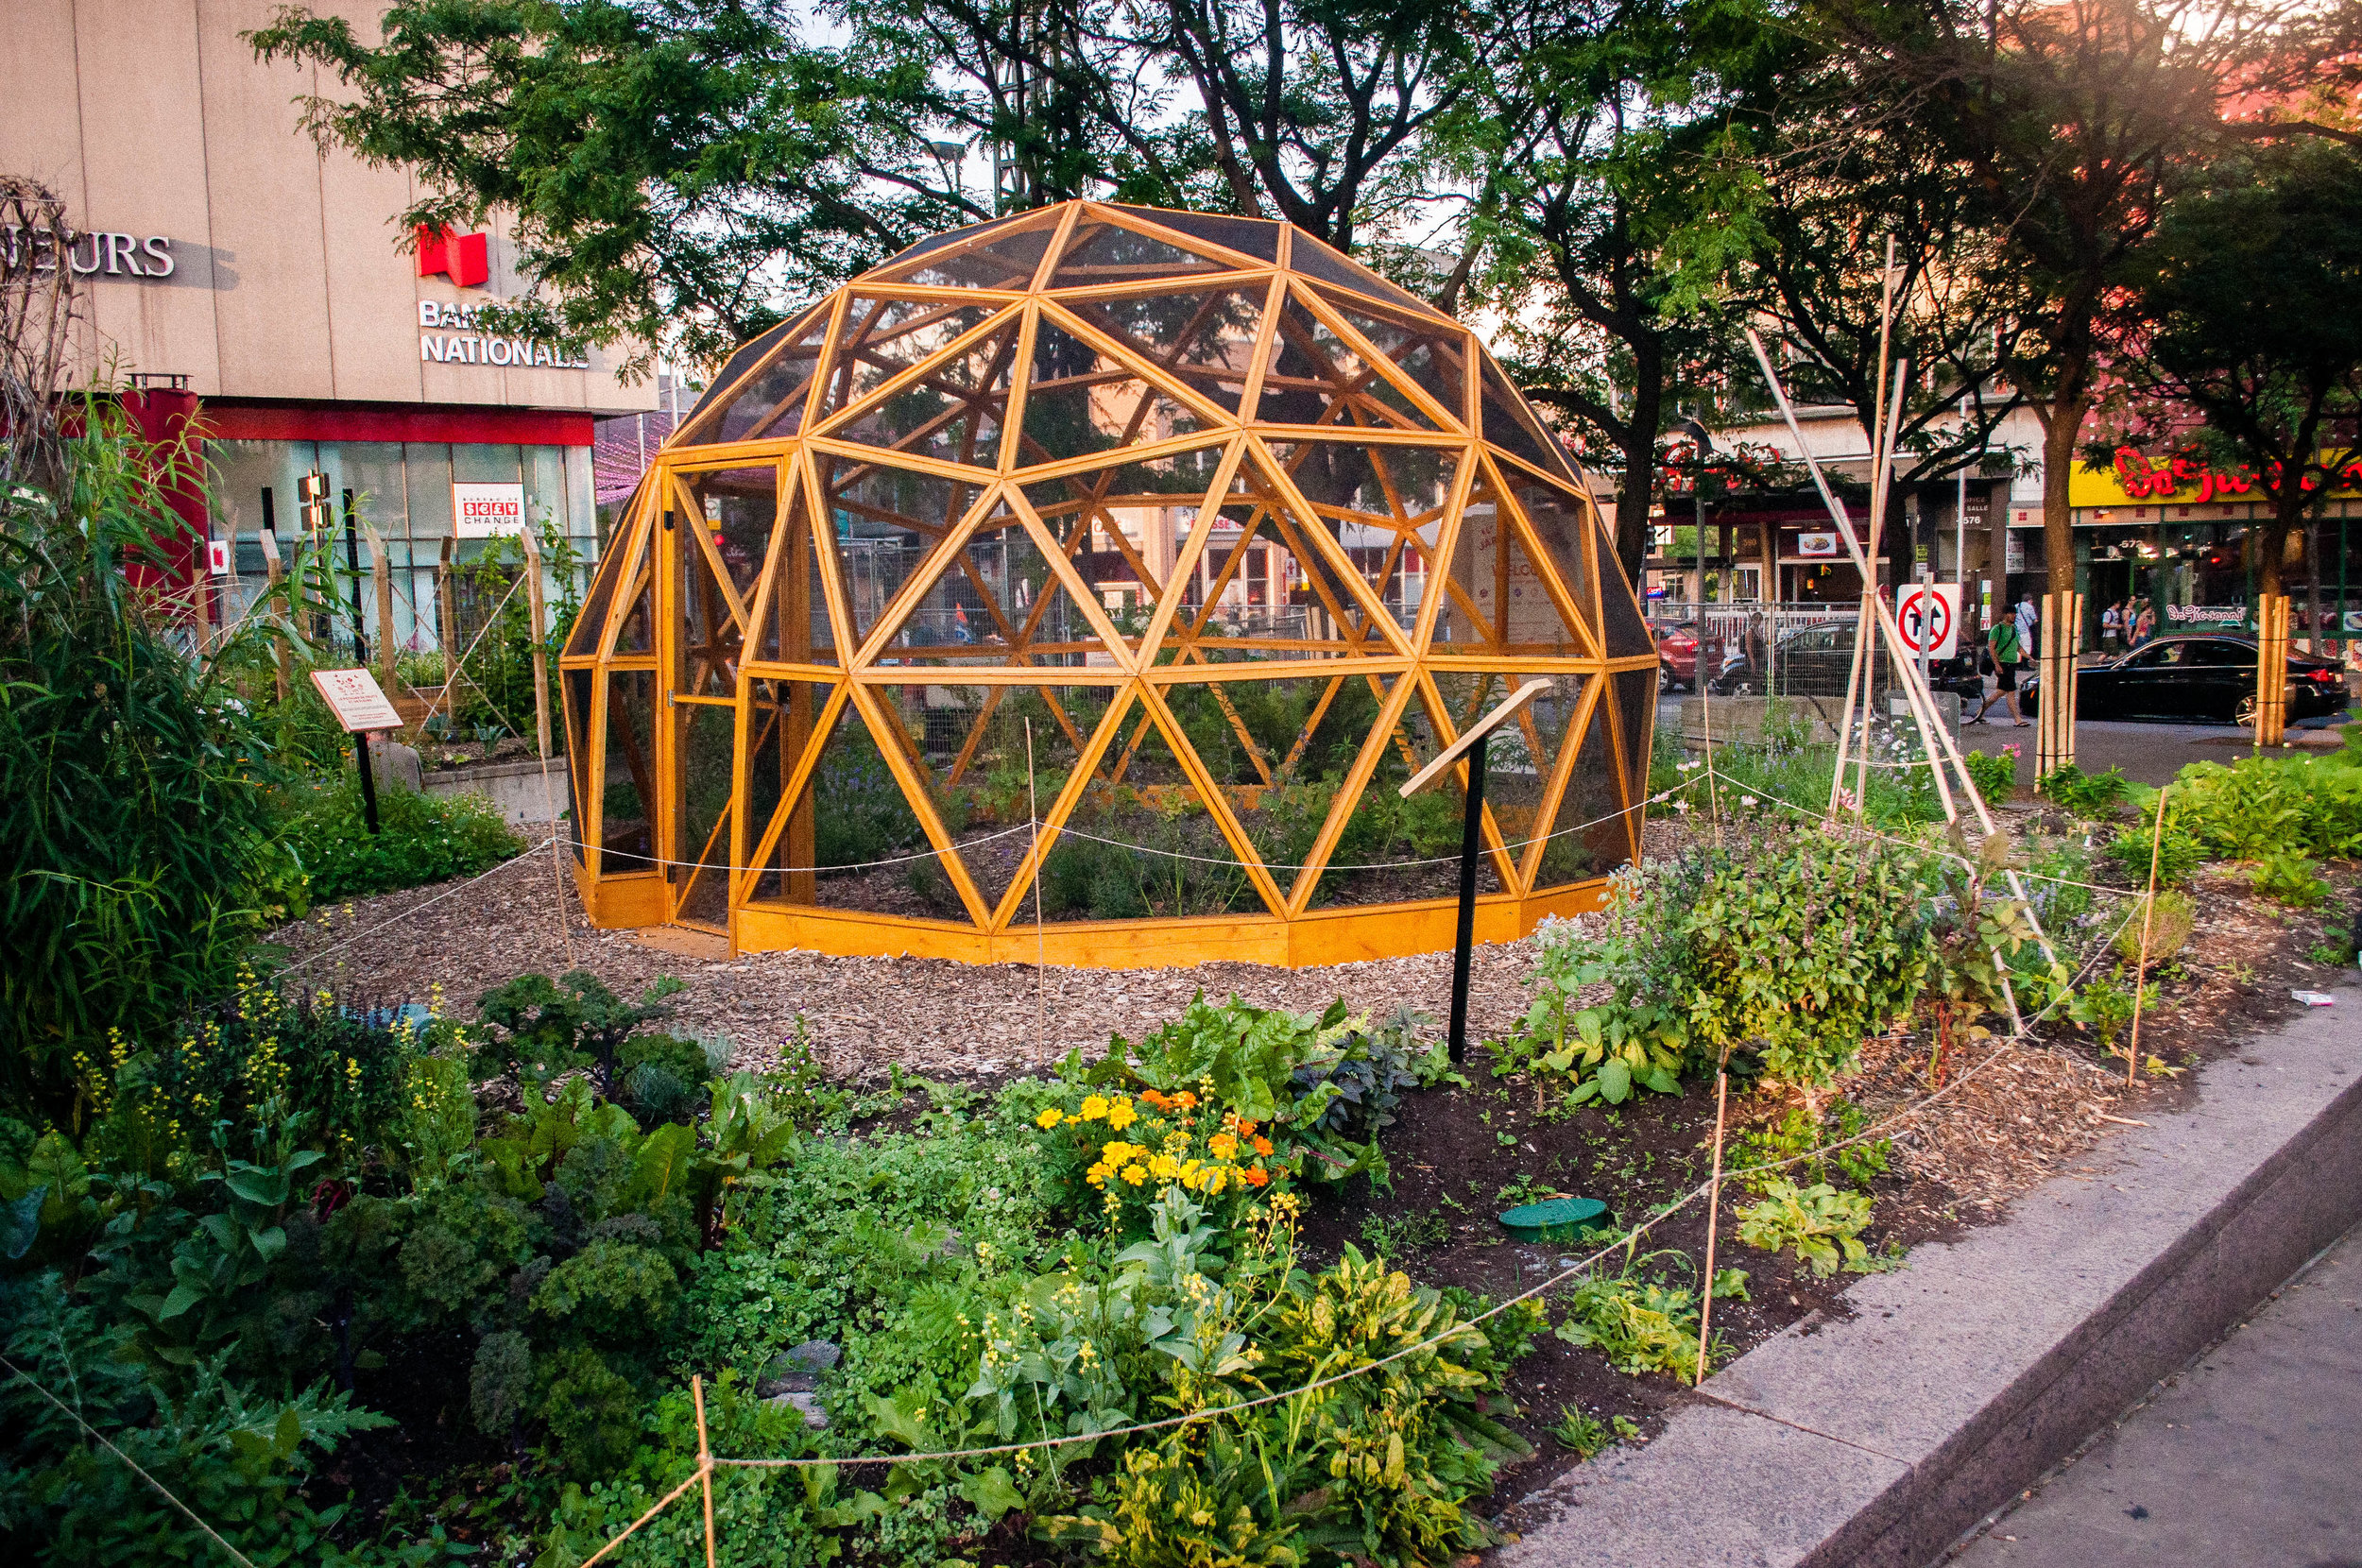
[1262, 439, 1455, 637]
[564, 520, 634, 656]
[1531, 690, 1633, 888]
[1501, 469, 1602, 655]
[869, 213, 1062, 290]
[670, 700, 738, 925]
[745, 693, 963, 920]
[1612, 668, 1655, 813]
[1018, 444, 1227, 637]
[1017, 315, 1214, 465]
[563, 667, 593, 862]
[742, 677, 835, 908]
[1107, 207, 1281, 263]
[1256, 290, 1440, 431]
[752, 477, 840, 667]
[830, 317, 1016, 469]
[1056, 286, 1264, 416]
[1166, 497, 1373, 663]
[868, 680, 1116, 916]
[1480, 358, 1578, 481]
[874, 506, 1111, 670]
[680, 464, 780, 603]
[1316, 293, 1473, 430]
[672, 522, 745, 699]
[687, 314, 830, 446]
[815, 453, 986, 647]
[1043, 218, 1236, 290]
[611, 542, 658, 654]
[1304, 676, 1504, 908]
[1433, 471, 1588, 657]
[600, 669, 659, 874]
[1042, 702, 1267, 920]
[1285, 233, 1443, 315]
[818, 297, 1008, 428]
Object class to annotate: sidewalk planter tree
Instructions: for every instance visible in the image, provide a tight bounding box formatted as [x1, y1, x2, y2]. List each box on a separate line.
[559, 202, 1655, 966]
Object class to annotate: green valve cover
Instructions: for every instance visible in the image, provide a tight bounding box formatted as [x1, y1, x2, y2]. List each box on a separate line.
[1498, 1197, 1612, 1243]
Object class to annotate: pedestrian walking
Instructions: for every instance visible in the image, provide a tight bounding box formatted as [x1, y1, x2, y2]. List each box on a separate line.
[2101, 598, 2123, 653]
[2132, 599, 2157, 646]
[1970, 616, 2028, 725]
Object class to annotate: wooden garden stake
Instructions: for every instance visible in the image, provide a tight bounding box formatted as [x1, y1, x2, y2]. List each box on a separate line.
[519, 527, 576, 965]
[1695, 1069, 1730, 1387]
[2126, 784, 2169, 1085]
[693, 1373, 717, 1568]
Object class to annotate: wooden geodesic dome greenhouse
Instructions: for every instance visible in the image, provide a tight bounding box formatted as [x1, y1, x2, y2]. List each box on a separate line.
[560, 200, 1657, 966]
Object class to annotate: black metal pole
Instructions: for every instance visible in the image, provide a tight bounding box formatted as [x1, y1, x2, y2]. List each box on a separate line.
[355, 728, 382, 835]
[342, 487, 368, 665]
[1448, 731, 1488, 1063]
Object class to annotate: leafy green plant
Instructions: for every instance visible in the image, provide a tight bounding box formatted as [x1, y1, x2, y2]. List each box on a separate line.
[1361, 1208, 1450, 1258]
[1553, 1255, 1710, 1381]
[1961, 746, 2018, 804]
[2067, 965, 2156, 1062]
[2106, 817, 2207, 888]
[276, 776, 525, 901]
[1731, 1099, 1889, 1197]
[1736, 1180, 1875, 1276]
[2036, 762, 2132, 817]
[2, 400, 300, 1120]
[1548, 1405, 1613, 1458]
[2251, 850, 2330, 908]
[474, 969, 682, 1095]
[2165, 755, 2362, 861]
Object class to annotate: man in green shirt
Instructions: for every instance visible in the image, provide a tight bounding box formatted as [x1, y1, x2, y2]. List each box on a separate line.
[1970, 617, 2028, 725]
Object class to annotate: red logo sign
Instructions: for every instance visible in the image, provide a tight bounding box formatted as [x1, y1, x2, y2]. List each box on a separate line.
[416, 225, 488, 288]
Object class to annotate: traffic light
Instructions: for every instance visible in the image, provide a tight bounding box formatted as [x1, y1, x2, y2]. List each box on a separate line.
[299, 469, 334, 534]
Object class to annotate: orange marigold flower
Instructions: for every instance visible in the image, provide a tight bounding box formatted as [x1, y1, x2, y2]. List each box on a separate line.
[1242, 1167, 1271, 1187]
[1252, 1135, 1274, 1156]
[1175, 1091, 1198, 1109]
[1207, 1133, 1239, 1160]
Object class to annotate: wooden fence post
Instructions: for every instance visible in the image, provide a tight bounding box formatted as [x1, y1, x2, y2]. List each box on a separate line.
[2036, 589, 2080, 780]
[2255, 593, 2289, 750]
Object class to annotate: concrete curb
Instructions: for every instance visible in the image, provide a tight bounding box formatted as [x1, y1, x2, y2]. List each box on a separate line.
[1493, 983, 2362, 1568]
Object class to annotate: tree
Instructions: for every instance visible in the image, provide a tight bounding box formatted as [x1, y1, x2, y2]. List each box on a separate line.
[251, 0, 985, 375]
[1834, 0, 2359, 598]
[1462, 0, 1789, 581]
[2097, 140, 2362, 627]
[1741, 43, 2033, 594]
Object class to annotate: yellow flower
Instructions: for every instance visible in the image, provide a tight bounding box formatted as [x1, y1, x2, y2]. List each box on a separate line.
[1036, 1107, 1065, 1129]
[1149, 1153, 1181, 1182]
[1079, 1095, 1109, 1121]
[1121, 1164, 1149, 1185]
[1105, 1098, 1138, 1130]
[1208, 1133, 1239, 1160]
[1205, 1168, 1229, 1196]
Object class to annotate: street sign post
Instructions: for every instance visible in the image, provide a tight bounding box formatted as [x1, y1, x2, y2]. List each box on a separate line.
[1895, 582, 1960, 661]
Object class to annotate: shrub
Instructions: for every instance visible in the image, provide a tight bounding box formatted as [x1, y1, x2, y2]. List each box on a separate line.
[2113, 888, 2196, 963]
[1961, 746, 2018, 805]
[1553, 1258, 1709, 1380]
[1, 404, 297, 1118]
[277, 777, 524, 901]
[2251, 850, 2331, 908]
[2105, 818, 2206, 888]
[2037, 762, 2131, 817]
[1509, 825, 1943, 1091]
[2165, 755, 2362, 861]
[1735, 1179, 1875, 1275]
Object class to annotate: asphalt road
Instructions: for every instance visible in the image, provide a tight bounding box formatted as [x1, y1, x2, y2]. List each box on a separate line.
[1948, 1219, 2362, 1567]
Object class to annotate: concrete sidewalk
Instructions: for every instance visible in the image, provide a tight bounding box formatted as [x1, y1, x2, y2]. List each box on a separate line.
[1950, 1221, 2362, 1566]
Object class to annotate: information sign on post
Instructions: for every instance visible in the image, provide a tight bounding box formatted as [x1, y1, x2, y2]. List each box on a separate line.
[454, 481, 527, 538]
[1894, 582, 1960, 661]
[307, 668, 402, 835]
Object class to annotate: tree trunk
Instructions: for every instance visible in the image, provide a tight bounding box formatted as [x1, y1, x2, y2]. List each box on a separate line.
[1614, 376, 1664, 586]
[2040, 399, 2084, 601]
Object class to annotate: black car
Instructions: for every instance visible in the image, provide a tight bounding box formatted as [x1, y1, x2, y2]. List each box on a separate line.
[1711, 621, 1985, 701]
[2021, 635, 2350, 724]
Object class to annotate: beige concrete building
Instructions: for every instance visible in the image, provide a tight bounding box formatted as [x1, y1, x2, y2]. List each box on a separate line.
[1, 0, 659, 649]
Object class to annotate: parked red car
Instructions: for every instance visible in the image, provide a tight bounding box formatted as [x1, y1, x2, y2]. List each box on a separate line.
[1653, 622, 1699, 690]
